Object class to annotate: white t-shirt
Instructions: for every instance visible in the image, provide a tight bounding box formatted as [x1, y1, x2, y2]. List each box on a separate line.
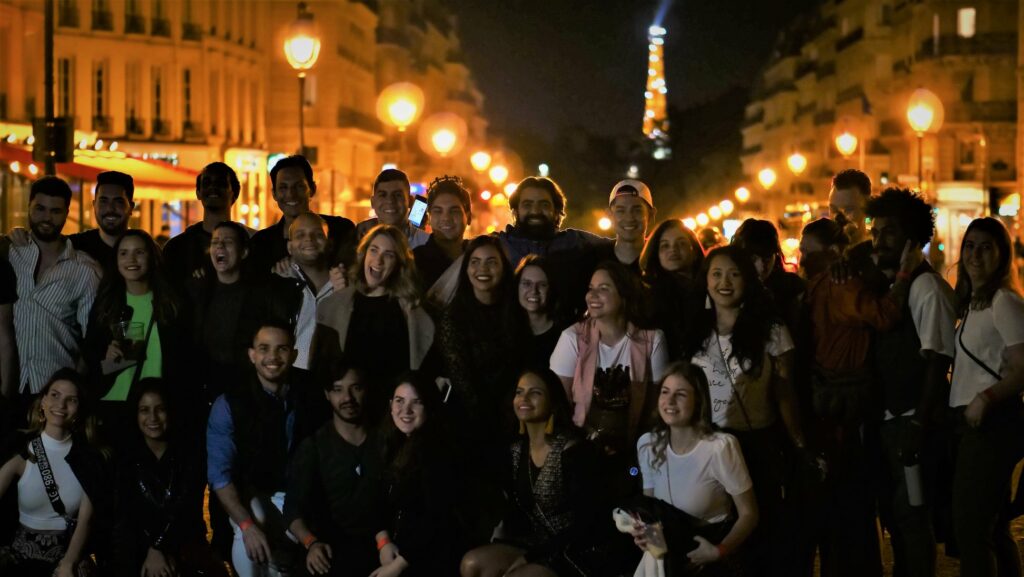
[691, 324, 794, 430]
[637, 431, 752, 523]
[18, 432, 83, 531]
[950, 289, 1024, 407]
[549, 326, 670, 383]
[908, 272, 957, 359]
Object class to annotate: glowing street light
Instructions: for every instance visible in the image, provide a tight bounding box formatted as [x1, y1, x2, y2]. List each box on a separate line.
[503, 182, 517, 196]
[907, 88, 944, 190]
[735, 187, 751, 203]
[470, 151, 492, 172]
[787, 152, 807, 176]
[708, 206, 723, 220]
[418, 112, 468, 158]
[489, 164, 509, 187]
[682, 217, 697, 230]
[696, 213, 710, 227]
[377, 83, 424, 133]
[719, 199, 735, 216]
[283, 2, 321, 155]
[757, 168, 777, 190]
[598, 217, 612, 231]
[835, 131, 858, 158]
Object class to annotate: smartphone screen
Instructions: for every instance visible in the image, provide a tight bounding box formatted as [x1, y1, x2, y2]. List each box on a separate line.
[408, 196, 428, 228]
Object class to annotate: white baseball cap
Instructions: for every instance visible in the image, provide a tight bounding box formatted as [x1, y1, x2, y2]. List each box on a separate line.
[609, 179, 654, 209]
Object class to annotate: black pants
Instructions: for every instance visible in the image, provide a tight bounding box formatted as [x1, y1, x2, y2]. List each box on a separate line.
[952, 403, 1024, 577]
[878, 416, 936, 577]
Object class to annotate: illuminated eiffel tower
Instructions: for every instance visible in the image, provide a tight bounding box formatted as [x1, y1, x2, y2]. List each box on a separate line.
[643, 24, 671, 160]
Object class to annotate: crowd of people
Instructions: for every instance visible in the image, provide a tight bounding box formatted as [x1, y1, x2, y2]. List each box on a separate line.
[0, 158, 1021, 577]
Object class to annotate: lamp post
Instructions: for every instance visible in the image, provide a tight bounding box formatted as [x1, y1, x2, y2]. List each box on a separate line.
[283, 2, 321, 156]
[489, 164, 509, 188]
[418, 112, 468, 159]
[757, 167, 777, 190]
[376, 82, 425, 168]
[787, 152, 807, 176]
[735, 187, 751, 203]
[470, 151, 492, 173]
[906, 88, 944, 192]
[834, 131, 858, 159]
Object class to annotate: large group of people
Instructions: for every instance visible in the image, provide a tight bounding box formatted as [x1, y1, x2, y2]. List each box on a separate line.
[0, 159, 1021, 577]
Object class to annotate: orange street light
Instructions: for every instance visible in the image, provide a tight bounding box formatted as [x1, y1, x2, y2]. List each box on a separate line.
[907, 88, 944, 191]
[787, 152, 807, 176]
[708, 206, 723, 220]
[735, 187, 751, 203]
[284, 2, 321, 155]
[470, 151, 492, 172]
[418, 112, 468, 158]
[696, 213, 710, 227]
[719, 199, 735, 216]
[835, 131, 858, 158]
[757, 168, 777, 190]
[377, 83, 424, 132]
[598, 217, 612, 231]
[682, 217, 697, 230]
[489, 164, 509, 187]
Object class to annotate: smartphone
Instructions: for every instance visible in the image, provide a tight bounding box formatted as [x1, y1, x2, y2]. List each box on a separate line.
[408, 195, 429, 228]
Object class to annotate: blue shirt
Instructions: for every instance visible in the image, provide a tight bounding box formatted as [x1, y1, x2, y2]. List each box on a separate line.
[206, 386, 296, 490]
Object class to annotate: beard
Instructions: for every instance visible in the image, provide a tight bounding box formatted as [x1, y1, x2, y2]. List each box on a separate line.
[98, 214, 129, 236]
[30, 220, 62, 242]
[334, 403, 363, 424]
[515, 214, 557, 240]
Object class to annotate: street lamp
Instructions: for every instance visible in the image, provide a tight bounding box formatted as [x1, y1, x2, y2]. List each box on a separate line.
[708, 206, 723, 220]
[489, 164, 509, 187]
[719, 199, 735, 216]
[906, 88, 944, 191]
[834, 131, 858, 158]
[682, 217, 697, 230]
[787, 152, 807, 176]
[757, 168, 777, 190]
[735, 187, 751, 203]
[417, 112, 468, 159]
[283, 2, 321, 156]
[696, 213, 710, 227]
[376, 82, 425, 166]
[470, 151, 492, 172]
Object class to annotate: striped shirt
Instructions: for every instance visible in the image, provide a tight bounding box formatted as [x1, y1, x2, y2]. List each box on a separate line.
[10, 239, 100, 393]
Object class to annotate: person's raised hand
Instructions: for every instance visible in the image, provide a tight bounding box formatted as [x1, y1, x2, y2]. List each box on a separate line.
[898, 240, 923, 275]
[329, 265, 348, 291]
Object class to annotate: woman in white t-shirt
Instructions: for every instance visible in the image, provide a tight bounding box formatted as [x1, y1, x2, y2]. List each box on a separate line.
[550, 260, 669, 457]
[682, 245, 806, 576]
[0, 369, 100, 577]
[949, 217, 1024, 577]
[634, 362, 757, 574]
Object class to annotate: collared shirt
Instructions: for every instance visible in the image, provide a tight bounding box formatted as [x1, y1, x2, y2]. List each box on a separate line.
[206, 384, 295, 490]
[10, 239, 100, 393]
[290, 264, 333, 370]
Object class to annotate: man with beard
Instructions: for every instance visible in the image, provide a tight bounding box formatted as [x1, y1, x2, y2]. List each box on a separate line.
[8, 177, 100, 396]
[497, 177, 611, 318]
[207, 321, 325, 577]
[164, 161, 246, 286]
[285, 360, 383, 577]
[867, 188, 955, 577]
[250, 155, 357, 277]
[356, 169, 430, 249]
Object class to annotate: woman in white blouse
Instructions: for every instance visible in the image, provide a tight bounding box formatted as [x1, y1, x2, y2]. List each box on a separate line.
[949, 217, 1024, 577]
[635, 362, 758, 575]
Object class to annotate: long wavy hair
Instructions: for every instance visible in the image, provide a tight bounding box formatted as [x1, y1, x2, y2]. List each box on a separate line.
[683, 245, 779, 376]
[732, 218, 785, 276]
[642, 362, 715, 471]
[954, 217, 1022, 314]
[514, 254, 563, 327]
[25, 368, 97, 446]
[449, 235, 526, 334]
[351, 224, 421, 308]
[640, 219, 705, 286]
[513, 367, 579, 441]
[589, 259, 651, 331]
[126, 377, 180, 444]
[94, 230, 180, 331]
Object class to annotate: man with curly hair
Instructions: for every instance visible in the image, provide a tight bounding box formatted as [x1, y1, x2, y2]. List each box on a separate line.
[867, 187, 955, 577]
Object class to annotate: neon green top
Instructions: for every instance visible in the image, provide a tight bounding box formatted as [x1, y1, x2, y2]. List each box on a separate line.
[101, 291, 163, 401]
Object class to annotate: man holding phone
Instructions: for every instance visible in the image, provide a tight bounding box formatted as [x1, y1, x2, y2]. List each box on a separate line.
[356, 169, 430, 250]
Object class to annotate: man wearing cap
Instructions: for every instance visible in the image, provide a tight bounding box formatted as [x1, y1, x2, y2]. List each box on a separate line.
[592, 179, 656, 274]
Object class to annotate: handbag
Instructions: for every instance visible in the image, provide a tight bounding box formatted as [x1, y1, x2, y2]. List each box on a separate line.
[29, 436, 97, 577]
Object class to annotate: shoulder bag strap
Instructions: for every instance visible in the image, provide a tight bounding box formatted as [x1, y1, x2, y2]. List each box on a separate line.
[31, 436, 76, 531]
[716, 332, 755, 431]
[129, 318, 157, 388]
[957, 309, 1003, 381]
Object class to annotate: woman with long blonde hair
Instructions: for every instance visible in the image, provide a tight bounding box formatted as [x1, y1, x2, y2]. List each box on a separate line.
[0, 369, 104, 577]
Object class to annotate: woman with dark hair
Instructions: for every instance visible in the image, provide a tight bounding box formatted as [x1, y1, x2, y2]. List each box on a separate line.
[551, 260, 669, 460]
[374, 374, 471, 577]
[516, 256, 566, 369]
[949, 217, 1024, 577]
[438, 235, 530, 446]
[683, 245, 805, 576]
[731, 219, 805, 332]
[112, 378, 226, 577]
[631, 363, 758, 576]
[461, 368, 603, 577]
[313, 224, 434, 418]
[83, 230, 191, 442]
[0, 369, 103, 577]
[640, 220, 706, 358]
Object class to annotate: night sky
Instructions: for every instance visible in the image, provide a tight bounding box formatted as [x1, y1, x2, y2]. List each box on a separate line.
[450, 0, 823, 142]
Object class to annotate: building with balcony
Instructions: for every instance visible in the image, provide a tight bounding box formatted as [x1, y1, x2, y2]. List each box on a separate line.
[741, 0, 1018, 260]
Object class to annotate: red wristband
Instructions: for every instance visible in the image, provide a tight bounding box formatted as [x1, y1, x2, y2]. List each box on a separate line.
[716, 543, 730, 558]
[302, 534, 318, 549]
[377, 536, 391, 551]
[238, 518, 254, 532]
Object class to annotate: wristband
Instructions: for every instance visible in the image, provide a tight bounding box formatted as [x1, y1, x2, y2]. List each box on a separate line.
[302, 534, 319, 549]
[377, 536, 391, 551]
[896, 271, 912, 282]
[981, 388, 997, 404]
[238, 518, 254, 532]
[716, 543, 730, 558]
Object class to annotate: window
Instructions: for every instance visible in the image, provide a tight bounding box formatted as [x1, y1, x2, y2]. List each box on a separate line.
[209, 72, 219, 135]
[125, 62, 142, 132]
[958, 139, 976, 166]
[152, 67, 164, 129]
[93, 61, 107, 119]
[57, 58, 73, 117]
[957, 8, 976, 38]
[183, 69, 192, 124]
